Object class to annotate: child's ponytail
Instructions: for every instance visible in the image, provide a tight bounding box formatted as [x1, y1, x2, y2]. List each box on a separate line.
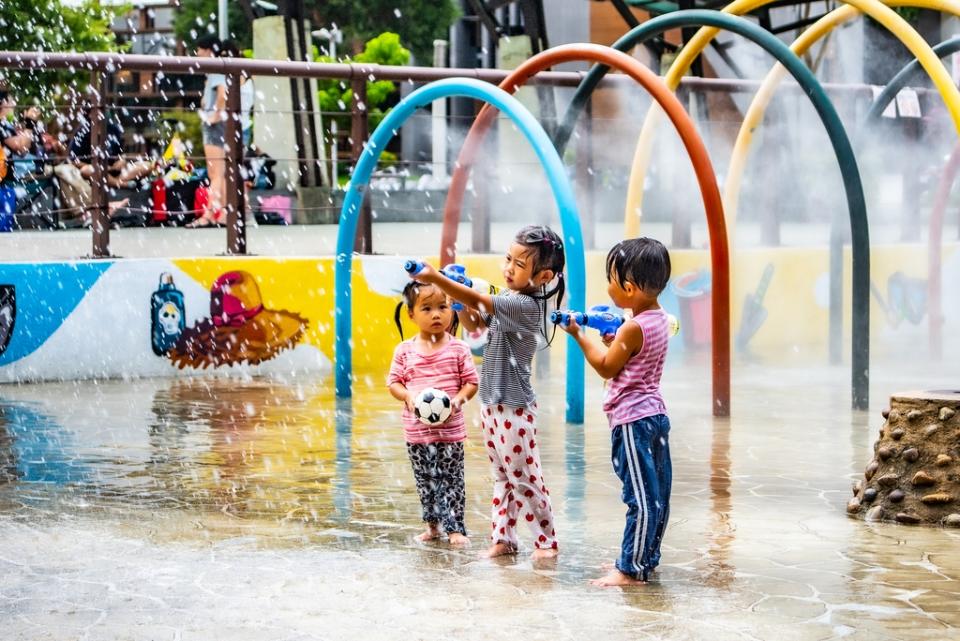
[394, 301, 406, 339]
[395, 280, 422, 339]
[514, 225, 567, 347]
[541, 272, 565, 347]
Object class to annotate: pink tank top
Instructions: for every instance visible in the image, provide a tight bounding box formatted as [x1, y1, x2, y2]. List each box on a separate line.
[602, 309, 669, 427]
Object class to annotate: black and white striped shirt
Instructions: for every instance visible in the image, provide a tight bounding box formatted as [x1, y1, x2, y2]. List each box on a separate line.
[479, 291, 545, 407]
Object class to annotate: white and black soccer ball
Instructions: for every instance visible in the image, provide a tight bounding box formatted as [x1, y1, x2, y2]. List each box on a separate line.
[414, 387, 453, 426]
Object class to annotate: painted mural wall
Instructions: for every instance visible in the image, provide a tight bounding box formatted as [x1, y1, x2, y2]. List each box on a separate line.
[0, 243, 956, 384]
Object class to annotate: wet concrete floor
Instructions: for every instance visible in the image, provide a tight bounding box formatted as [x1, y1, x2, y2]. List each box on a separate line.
[1, 356, 958, 640]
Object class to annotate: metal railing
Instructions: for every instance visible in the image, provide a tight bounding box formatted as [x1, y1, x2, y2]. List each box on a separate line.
[0, 50, 940, 258]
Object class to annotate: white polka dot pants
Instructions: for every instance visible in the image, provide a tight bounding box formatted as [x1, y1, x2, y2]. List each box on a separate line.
[481, 403, 558, 551]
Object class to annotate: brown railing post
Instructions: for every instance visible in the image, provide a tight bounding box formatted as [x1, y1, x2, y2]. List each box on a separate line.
[671, 84, 692, 249]
[471, 162, 491, 254]
[88, 72, 110, 258]
[576, 95, 595, 250]
[224, 73, 246, 255]
[351, 76, 372, 254]
[471, 100, 491, 254]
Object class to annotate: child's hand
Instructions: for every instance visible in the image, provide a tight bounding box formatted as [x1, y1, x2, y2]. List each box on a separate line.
[451, 396, 464, 412]
[601, 332, 615, 346]
[404, 392, 416, 413]
[412, 262, 439, 283]
[560, 317, 582, 336]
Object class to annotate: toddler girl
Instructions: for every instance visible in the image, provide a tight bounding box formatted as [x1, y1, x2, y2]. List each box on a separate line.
[388, 280, 479, 544]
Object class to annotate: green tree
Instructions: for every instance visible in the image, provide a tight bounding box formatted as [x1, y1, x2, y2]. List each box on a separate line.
[173, 1, 458, 66]
[316, 32, 410, 181]
[173, 0, 252, 50]
[0, 1, 118, 52]
[311, 0, 458, 65]
[317, 32, 411, 130]
[0, 1, 123, 101]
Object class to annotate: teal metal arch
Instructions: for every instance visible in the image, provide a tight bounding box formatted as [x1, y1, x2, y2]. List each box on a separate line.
[334, 78, 588, 423]
[863, 36, 960, 126]
[551, 10, 871, 410]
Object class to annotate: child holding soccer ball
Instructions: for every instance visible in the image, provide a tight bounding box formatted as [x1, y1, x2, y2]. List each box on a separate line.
[409, 225, 566, 560]
[388, 280, 479, 545]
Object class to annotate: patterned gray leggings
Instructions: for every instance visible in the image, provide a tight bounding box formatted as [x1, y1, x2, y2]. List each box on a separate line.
[406, 441, 466, 535]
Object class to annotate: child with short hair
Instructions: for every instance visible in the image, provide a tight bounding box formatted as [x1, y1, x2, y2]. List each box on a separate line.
[410, 224, 566, 559]
[388, 280, 479, 545]
[562, 237, 673, 586]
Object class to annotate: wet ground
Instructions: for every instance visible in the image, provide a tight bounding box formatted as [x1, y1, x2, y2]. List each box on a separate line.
[1, 355, 959, 640]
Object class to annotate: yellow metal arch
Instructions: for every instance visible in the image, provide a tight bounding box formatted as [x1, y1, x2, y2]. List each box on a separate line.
[723, 0, 959, 234]
[623, 0, 960, 238]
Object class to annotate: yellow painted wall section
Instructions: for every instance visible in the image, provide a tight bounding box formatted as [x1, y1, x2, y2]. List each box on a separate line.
[170, 242, 957, 376]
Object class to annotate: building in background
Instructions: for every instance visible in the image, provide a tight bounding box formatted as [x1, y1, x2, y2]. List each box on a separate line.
[105, 1, 201, 157]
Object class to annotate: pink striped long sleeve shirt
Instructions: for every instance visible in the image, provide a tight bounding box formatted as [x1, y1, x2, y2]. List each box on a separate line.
[387, 338, 479, 444]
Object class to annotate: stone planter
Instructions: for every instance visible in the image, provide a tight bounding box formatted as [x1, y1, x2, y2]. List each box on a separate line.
[848, 390, 960, 526]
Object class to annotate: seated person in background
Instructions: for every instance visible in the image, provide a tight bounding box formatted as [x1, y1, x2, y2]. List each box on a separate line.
[23, 110, 65, 160]
[68, 109, 154, 189]
[0, 90, 50, 180]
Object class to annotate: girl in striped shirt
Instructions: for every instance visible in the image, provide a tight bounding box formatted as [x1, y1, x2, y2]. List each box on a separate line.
[388, 280, 479, 545]
[562, 237, 673, 586]
[410, 225, 566, 560]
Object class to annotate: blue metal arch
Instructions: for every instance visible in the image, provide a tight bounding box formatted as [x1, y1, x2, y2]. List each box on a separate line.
[334, 77, 587, 423]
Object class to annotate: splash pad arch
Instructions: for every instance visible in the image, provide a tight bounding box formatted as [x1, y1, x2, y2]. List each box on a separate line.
[548, 10, 871, 409]
[861, 36, 960, 361]
[725, 0, 960, 226]
[334, 78, 588, 422]
[719, 2, 960, 381]
[437, 43, 731, 416]
[624, 0, 960, 231]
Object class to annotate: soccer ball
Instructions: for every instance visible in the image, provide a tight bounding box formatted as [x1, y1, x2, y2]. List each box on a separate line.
[414, 387, 453, 426]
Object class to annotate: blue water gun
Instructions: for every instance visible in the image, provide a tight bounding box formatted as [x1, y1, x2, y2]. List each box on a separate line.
[403, 260, 473, 310]
[552, 304, 681, 338]
[403, 260, 425, 275]
[551, 304, 624, 337]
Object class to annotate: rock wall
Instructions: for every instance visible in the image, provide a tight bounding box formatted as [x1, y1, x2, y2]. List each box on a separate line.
[849, 391, 960, 526]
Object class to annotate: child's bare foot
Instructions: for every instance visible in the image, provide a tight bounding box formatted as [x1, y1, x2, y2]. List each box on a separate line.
[415, 524, 441, 542]
[531, 548, 559, 560]
[448, 532, 470, 547]
[479, 542, 516, 558]
[590, 569, 647, 587]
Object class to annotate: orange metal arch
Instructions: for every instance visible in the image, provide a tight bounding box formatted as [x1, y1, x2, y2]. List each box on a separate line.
[438, 43, 732, 416]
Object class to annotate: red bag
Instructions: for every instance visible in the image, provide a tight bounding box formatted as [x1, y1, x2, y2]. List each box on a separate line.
[193, 184, 209, 221]
[151, 178, 167, 222]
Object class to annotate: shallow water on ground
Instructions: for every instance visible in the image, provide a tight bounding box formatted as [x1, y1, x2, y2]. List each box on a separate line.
[1, 354, 959, 640]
